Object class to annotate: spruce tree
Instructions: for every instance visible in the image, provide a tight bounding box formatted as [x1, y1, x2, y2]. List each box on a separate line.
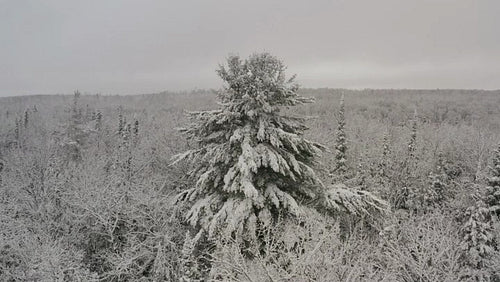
[485, 144, 500, 217]
[180, 230, 203, 281]
[381, 131, 391, 170]
[95, 111, 102, 131]
[420, 152, 448, 210]
[14, 117, 20, 144]
[173, 53, 386, 244]
[408, 109, 418, 160]
[133, 119, 139, 138]
[118, 106, 125, 135]
[376, 130, 391, 183]
[72, 90, 81, 118]
[334, 93, 347, 176]
[66, 90, 85, 161]
[173, 53, 326, 240]
[398, 109, 419, 210]
[23, 109, 29, 129]
[460, 200, 495, 281]
[0, 159, 3, 187]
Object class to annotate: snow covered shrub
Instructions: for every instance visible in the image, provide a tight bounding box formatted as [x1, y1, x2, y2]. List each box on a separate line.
[209, 210, 394, 281]
[381, 211, 463, 281]
[0, 234, 98, 281]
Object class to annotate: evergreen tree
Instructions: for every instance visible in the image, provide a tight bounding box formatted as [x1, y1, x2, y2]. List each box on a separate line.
[14, 117, 20, 144]
[72, 90, 81, 118]
[173, 53, 386, 244]
[173, 53, 326, 241]
[371, 131, 392, 199]
[485, 144, 500, 217]
[118, 106, 125, 135]
[0, 159, 3, 187]
[408, 109, 418, 160]
[334, 93, 347, 176]
[95, 111, 102, 131]
[23, 109, 29, 129]
[397, 109, 419, 210]
[459, 200, 496, 281]
[66, 90, 85, 161]
[375, 130, 392, 185]
[423, 152, 448, 209]
[380, 131, 391, 175]
[133, 119, 139, 138]
[133, 119, 140, 145]
[180, 230, 203, 282]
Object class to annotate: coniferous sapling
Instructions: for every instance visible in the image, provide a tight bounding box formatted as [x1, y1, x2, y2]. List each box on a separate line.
[378, 130, 391, 180]
[66, 90, 85, 161]
[14, 117, 20, 143]
[424, 152, 448, 209]
[0, 160, 3, 187]
[24, 110, 29, 129]
[486, 144, 500, 217]
[118, 107, 125, 135]
[95, 111, 102, 131]
[134, 119, 139, 138]
[396, 109, 419, 210]
[334, 93, 347, 176]
[407, 109, 418, 160]
[460, 200, 495, 281]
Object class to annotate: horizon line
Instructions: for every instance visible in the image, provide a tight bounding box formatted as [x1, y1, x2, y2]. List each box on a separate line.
[1, 87, 499, 99]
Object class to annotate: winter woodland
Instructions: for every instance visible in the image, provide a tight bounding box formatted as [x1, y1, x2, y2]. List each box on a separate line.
[1, 53, 500, 281]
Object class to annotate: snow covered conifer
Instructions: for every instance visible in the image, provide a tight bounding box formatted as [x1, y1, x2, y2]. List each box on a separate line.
[14, 117, 20, 143]
[64, 90, 86, 161]
[459, 200, 496, 281]
[173, 53, 387, 258]
[423, 152, 448, 209]
[95, 111, 102, 131]
[118, 106, 125, 135]
[133, 119, 139, 138]
[377, 130, 391, 181]
[486, 144, 500, 217]
[173, 53, 327, 241]
[397, 109, 419, 210]
[23, 109, 29, 129]
[407, 109, 418, 160]
[180, 230, 203, 281]
[334, 93, 348, 176]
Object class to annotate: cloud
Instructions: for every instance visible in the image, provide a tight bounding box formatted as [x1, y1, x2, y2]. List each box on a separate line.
[1, 0, 499, 96]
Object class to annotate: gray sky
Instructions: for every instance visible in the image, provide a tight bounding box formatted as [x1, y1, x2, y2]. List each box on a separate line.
[1, 0, 499, 96]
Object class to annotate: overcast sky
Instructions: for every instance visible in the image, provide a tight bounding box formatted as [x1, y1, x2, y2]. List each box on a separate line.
[1, 0, 499, 96]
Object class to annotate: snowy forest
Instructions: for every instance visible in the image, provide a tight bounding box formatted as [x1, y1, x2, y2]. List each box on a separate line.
[1, 53, 500, 281]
